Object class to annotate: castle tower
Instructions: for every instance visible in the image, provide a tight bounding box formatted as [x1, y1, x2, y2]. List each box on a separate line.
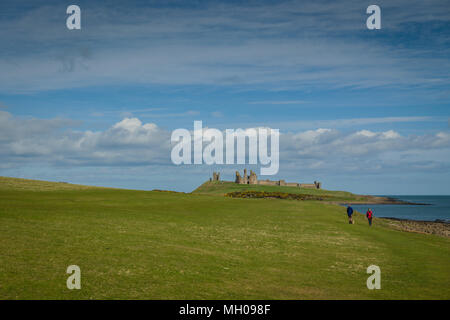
[249, 170, 258, 184]
[212, 172, 220, 181]
[235, 171, 242, 184]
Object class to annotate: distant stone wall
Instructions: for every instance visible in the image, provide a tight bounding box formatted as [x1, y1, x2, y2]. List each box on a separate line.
[258, 180, 299, 187]
[284, 182, 300, 187]
[300, 181, 322, 189]
[299, 183, 316, 189]
[258, 179, 279, 186]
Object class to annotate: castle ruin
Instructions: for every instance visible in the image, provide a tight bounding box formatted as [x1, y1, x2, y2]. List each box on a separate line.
[213, 169, 322, 189]
[235, 169, 258, 185]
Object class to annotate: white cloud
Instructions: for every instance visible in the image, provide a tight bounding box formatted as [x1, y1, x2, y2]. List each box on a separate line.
[381, 130, 401, 139]
[0, 112, 170, 166]
[357, 130, 377, 138]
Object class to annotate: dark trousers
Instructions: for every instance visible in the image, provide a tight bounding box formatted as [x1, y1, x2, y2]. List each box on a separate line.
[368, 218, 372, 226]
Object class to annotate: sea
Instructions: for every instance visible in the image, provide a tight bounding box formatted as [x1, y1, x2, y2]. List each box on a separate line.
[350, 195, 450, 222]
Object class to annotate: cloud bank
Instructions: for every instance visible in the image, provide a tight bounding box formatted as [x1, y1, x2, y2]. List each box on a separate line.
[1, 111, 449, 177]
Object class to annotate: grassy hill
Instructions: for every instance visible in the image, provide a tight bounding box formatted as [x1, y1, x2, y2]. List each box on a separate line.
[0, 176, 106, 191]
[0, 177, 449, 299]
[194, 181, 392, 203]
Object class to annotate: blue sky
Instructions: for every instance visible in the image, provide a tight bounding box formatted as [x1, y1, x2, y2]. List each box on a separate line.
[0, 0, 449, 194]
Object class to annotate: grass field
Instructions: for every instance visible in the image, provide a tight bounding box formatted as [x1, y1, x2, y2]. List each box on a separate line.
[0, 177, 449, 299]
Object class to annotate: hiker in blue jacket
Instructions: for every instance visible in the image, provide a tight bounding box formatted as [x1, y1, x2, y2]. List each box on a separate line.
[347, 205, 354, 224]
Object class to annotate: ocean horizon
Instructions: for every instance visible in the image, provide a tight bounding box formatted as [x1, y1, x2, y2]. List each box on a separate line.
[351, 195, 450, 222]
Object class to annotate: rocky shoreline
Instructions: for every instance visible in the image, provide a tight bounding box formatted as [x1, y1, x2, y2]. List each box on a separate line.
[381, 217, 450, 238]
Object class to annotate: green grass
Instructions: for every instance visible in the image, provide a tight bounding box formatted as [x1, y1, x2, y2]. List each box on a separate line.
[0, 177, 449, 299]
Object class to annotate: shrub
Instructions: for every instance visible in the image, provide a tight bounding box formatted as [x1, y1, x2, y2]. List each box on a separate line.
[225, 191, 329, 201]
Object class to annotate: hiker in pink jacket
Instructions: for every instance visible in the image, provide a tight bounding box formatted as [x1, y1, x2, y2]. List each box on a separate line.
[366, 208, 373, 226]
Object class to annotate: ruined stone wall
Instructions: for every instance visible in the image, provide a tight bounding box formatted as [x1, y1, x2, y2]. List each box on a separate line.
[285, 182, 300, 187]
[300, 183, 317, 189]
[257, 179, 279, 186]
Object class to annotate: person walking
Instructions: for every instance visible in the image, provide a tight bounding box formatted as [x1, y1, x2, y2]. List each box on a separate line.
[347, 205, 354, 224]
[366, 208, 373, 226]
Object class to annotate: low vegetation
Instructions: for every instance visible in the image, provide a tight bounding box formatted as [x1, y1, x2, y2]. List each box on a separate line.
[226, 190, 331, 201]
